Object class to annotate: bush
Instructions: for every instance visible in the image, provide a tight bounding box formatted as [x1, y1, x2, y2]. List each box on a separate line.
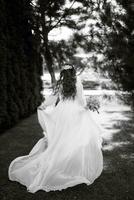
[0, 0, 43, 133]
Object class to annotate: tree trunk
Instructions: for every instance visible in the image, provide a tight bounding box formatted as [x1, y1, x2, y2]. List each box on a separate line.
[43, 39, 56, 86]
[39, 4, 56, 86]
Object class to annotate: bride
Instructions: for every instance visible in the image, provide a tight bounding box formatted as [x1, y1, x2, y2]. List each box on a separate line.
[8, 64, 103, 193]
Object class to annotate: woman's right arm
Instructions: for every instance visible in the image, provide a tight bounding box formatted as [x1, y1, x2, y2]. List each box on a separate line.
[38, 93, 59, 110]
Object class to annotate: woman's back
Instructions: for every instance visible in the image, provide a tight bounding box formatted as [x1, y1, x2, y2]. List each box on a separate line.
[8, 65, 103, 193]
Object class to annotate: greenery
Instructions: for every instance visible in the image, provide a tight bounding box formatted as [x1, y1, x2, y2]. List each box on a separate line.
[31, 0, 134, 104]
[0, 0, 43, 133]
[0, 0, 134, 129]
[87, 0, 134, 95]
[0, 0, 134, 198]
[31, 0, 101, 84]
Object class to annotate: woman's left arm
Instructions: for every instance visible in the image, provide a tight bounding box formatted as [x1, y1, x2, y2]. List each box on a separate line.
[76, 77, 87, 108]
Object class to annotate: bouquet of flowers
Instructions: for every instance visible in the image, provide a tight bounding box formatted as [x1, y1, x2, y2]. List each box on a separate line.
[86, 96, 100, 113]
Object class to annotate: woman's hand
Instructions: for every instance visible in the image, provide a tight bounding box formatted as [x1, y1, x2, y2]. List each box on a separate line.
[38, 102, 46, 110]
[84, 104, 99, 113]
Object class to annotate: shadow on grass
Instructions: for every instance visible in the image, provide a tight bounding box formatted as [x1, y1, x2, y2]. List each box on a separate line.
[0, 111, 134, 200]
[102, 110, 134, 200]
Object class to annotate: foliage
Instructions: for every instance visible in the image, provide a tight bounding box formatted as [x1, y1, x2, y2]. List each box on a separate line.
[88, 0, 134, 94]
[31, 0, 100, 82]
[0, 0, 43, 133]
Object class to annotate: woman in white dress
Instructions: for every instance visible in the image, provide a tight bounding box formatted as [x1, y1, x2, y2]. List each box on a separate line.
[8, 64, 103, 193]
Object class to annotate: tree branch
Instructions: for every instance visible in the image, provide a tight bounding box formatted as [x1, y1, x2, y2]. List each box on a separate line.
[50, 0, 76, 31]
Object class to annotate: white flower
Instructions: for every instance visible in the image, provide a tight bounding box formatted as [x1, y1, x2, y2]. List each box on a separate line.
[63, 65, 73, 70]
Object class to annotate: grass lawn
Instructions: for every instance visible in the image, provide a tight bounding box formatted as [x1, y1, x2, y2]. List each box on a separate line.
[0, 106, 134, 200]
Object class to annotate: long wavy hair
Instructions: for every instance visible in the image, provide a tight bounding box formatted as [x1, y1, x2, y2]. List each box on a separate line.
[54, 65, 77, 100]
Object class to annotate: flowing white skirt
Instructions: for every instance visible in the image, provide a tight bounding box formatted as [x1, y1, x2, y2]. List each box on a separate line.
[8, 99, 103, 193]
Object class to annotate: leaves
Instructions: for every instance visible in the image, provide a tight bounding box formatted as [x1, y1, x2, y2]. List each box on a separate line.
[0, 0, 43, 132]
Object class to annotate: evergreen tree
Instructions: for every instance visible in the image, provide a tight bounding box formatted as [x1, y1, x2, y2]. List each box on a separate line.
[90, 0, 134, 93]
[32, 0, 98, 84]
[0, 0, 43, 133]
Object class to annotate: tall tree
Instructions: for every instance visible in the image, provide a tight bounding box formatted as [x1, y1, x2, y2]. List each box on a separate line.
[31, 0, 98, 84]
[0, 0, 42, 132]
[88, 0, 134, 93]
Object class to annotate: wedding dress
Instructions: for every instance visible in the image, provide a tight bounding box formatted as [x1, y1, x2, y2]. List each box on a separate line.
[8, 76, 103, 193]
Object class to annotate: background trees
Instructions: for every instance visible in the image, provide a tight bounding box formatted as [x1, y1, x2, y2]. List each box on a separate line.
[88, 0, 134, 93]
[0, 0, 42, 133]
[32, 0, 99, 84]
[0, 0, 134, 132]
